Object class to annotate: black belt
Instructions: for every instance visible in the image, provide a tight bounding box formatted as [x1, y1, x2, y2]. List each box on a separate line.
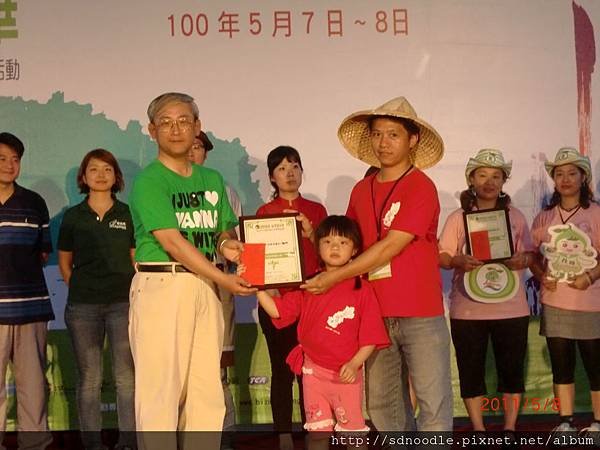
[137, 264, 192, 273]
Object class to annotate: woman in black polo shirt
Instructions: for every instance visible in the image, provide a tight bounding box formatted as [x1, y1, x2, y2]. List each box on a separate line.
[58, 149, 135, 450]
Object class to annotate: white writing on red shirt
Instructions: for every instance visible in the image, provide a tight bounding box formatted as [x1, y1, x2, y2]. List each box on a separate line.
[327, 306, 355, 329]
[383, 201, 400, 227]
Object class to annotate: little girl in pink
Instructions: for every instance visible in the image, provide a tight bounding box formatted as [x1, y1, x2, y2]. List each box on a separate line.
[247, 215, 389, 450]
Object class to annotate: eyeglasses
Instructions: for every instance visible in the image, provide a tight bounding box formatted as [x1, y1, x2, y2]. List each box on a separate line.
[155, 116, 195, 133]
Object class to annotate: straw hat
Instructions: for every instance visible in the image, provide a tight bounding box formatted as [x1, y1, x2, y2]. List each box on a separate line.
[337, 97, 444, 169]
[465, 149, 512, 185]
[544, 147, 592, 181]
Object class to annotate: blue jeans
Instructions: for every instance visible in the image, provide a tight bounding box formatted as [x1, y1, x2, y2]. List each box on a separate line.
[65, 302, 135, 450]
[366, 316, 453, 431]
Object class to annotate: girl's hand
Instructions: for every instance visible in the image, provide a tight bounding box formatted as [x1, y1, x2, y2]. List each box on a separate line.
[236, 264, 247, 276]
[283, 209, 314, 240]
[541, 276, 558, 292]
[339, 361, 360, 384]
[568, 272, 593, 291]
[451, 254, 483, 272]
[221, 239, 244, 263]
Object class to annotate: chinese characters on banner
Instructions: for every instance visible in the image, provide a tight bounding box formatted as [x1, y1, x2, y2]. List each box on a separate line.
[0, 59, 19, 80]
[0, 0, 20, 81]
[168, 8, 408, 39]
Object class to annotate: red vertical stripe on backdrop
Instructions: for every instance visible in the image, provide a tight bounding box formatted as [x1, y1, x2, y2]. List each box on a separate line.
[572, 1, 596, 157]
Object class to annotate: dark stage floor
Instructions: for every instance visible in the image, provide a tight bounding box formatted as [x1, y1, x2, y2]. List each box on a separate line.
[2, 414, 597, 449]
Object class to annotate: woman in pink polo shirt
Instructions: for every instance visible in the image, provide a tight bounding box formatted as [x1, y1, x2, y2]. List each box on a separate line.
[439, 149, 534, 437]
[531, 148, 600, 434]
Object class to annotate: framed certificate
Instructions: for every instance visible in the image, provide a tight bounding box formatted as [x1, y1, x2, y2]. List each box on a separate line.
[239, 213, 305, 289]
[463, 208, 514, 263]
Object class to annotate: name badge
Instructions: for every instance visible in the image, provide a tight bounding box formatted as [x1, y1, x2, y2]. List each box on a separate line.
[368, 262, 392, 281]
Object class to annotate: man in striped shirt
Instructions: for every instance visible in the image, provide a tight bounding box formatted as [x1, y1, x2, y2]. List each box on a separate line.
[0, 132, 54, 448]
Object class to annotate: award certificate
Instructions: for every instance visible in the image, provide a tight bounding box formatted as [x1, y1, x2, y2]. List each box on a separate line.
[463, 208, 514, 263]
[239, 213, 305, 289]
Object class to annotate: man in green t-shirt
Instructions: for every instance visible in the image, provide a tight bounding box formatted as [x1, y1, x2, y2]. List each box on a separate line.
[129, 92, 255, 445]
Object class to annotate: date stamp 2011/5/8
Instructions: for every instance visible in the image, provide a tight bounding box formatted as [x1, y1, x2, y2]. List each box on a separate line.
[481, 396, 560, 412]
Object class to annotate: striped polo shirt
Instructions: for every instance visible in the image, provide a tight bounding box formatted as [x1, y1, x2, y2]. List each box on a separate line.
[0, 184, 55, 324]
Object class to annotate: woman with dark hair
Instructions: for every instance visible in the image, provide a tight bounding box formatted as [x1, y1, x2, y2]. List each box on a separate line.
[256, 145, 327, 450]
[438, 149, 534, 438]
[531, 147, 600, 435]
[58, 149, 135, 450]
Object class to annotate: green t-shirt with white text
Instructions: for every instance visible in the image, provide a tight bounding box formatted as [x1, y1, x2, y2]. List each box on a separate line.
[130, 160, 238, 262]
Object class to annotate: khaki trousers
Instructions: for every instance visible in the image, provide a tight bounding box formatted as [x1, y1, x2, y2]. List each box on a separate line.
[0, 321, 52, 450]
[129, 270, 225, 448]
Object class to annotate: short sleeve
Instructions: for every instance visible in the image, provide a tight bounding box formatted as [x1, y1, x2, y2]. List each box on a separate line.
[272, 290, 303, 329]
[217, 178, 238, 233]
[530, 211, 548, 249]
[226, 185, 243, 217]
[390, 176, 438, 237]
[57, 209, 74, 252]
[438, 210, 463, 257]
[38, 195, 52, 253]
[357, 282, 390, 350]
[124, 205, 136, 248]
[130, 174, 178, 232]
[345, 186, 358, 221]
[591, 208, 600, 250]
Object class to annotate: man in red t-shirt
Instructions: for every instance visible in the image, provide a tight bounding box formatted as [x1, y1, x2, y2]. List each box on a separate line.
[303, 96, 453, 432]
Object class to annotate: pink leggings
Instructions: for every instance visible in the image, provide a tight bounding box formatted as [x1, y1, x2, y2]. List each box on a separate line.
[302, 357, 369, 433]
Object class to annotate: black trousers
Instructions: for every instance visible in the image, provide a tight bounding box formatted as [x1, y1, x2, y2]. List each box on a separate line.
[258, 307, 306, 432]
[451, 316, 529, 398]
[546, 337, 600, 389]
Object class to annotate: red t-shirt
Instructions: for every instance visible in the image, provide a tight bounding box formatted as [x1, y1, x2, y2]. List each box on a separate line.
[346, 170, 443, 317]
[272, 278, 390, 372]
[256, 195, 327, 277]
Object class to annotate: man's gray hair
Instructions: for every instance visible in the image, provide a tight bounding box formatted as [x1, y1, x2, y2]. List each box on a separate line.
[147, 92, 199, 122]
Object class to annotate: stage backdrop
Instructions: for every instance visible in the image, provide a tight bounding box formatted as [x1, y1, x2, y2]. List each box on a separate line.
[1, 0, 600, 429]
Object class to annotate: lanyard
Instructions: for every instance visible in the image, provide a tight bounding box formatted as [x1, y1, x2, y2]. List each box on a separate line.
[558, 205, 581, 224]
[370, 165, 413, 240]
